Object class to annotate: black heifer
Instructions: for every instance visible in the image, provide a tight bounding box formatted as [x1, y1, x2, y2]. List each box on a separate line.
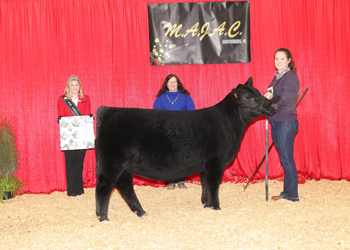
[95, 78, 276, 221]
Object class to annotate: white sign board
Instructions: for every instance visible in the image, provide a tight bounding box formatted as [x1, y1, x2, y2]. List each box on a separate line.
[59, 116, 95, 150]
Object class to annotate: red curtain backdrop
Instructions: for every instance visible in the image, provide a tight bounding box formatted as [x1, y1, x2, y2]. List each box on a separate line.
[0, 0, 349, 194]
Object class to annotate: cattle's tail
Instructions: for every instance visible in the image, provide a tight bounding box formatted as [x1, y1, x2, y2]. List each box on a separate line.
[95, 106, 109, 176]
[96, 106, 109, 130]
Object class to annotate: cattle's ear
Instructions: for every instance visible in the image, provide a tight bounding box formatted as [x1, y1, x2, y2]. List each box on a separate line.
[232, 89, 239, 99]
[244, 77, 253, 87]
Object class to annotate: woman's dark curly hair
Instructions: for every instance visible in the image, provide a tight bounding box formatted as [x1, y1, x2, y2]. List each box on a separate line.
[156, 74, 190, 97]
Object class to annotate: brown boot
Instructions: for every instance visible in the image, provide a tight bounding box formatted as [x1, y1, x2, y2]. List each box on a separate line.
[178, 183, 187, 189]
[271, 195, 282, 201]
[167, 184, 176, 190]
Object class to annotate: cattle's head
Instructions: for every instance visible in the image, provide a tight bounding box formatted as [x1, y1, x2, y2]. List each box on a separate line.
[232, 77, 277, 116]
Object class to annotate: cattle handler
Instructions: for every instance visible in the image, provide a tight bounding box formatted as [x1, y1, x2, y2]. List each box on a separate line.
[264, 48, 300, 202]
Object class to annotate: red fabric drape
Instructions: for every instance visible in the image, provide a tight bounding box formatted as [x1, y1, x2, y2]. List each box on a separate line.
[0, 0, 349, 194]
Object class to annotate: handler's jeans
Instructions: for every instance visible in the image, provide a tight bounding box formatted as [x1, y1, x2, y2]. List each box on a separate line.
[271, 119, 299, 201]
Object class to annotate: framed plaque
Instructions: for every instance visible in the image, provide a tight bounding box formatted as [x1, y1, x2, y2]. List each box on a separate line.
[59, 116, 95, 150]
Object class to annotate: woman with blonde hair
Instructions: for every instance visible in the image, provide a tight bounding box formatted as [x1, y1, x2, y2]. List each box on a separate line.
[57, 75, 92, 196]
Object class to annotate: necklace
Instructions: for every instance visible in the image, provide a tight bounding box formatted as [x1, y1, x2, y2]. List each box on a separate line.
[166, 93, 179, 104]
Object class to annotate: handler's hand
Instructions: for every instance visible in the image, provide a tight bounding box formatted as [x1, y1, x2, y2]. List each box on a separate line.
[57, 116, 63, 123]
[264, 92, 273, 100]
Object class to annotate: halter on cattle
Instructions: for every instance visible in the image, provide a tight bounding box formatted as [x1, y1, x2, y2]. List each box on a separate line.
[232, 84, 275, 113]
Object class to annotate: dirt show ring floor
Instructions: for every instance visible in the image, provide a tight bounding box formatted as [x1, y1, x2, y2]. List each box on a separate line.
[1, 180, 350, 250]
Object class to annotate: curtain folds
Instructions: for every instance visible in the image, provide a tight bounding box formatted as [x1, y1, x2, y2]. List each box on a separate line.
[0, 0, 349, 194]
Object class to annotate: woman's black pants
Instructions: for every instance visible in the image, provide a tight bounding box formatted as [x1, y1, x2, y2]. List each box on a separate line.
[64, 149, 86, 196]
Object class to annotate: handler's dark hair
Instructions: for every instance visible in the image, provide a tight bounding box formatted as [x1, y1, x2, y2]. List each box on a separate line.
[275, 48, 297, 74]
[156, 74, 190, 97]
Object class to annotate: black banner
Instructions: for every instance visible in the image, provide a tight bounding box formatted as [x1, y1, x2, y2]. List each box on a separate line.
[148, 1, 250, 65]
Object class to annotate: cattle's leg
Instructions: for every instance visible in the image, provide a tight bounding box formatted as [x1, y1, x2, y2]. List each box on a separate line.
[96, 170, 117, 221]
[96, 158, 124, 221]
[116, 171, 146, 217]
[203, 165, 224, 210]
[200, 172, 209, 207]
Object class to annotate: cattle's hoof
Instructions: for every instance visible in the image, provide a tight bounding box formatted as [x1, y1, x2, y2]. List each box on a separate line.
[135, 210, 147, 217]
[204, 204, 221, 210]
[97, 215, 109, 222]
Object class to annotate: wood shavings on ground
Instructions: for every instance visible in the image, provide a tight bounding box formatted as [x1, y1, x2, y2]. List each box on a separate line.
[1, 179, 350, 250]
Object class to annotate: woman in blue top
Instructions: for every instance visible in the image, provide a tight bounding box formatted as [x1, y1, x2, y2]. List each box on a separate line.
[264, 48, 300, 202]
[153, 74, 195, 190]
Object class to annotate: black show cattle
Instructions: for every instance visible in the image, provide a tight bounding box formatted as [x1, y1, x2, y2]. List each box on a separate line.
[95, 78, 276, 221]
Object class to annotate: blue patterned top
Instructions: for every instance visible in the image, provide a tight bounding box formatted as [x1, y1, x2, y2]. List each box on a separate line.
[153, 90, 195, 111]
